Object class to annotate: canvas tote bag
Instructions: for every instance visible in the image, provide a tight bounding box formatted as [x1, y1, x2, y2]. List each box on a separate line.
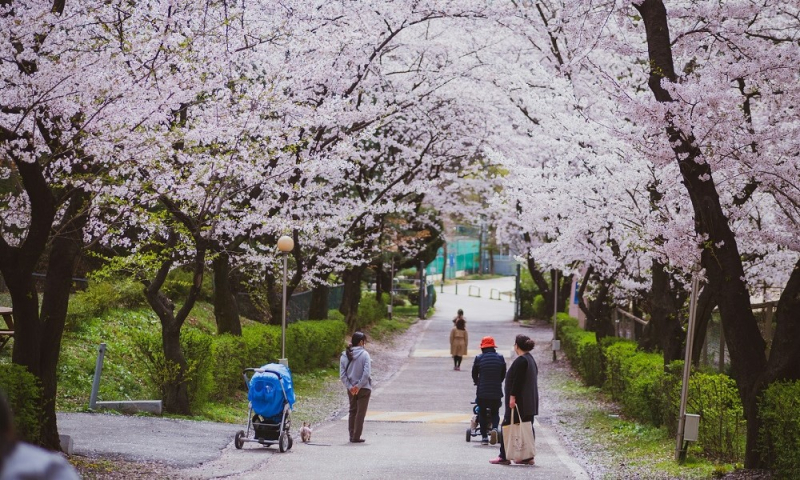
[502, 406, 536, 462]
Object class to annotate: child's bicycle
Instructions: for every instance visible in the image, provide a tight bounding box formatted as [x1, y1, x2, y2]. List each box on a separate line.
[465, 401, 498, 445]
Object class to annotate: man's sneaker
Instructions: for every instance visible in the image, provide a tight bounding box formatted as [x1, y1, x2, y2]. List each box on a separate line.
[481, 437, 489, 445]
[489, 457, 510, 465]
[489, 429, 498, 445]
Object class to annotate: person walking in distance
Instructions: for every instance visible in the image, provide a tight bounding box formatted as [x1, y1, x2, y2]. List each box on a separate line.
[340, 331, 372, 443]
[490, 334, 539, 465]
[472, 336, 506, 445]
[450, 317, 468, 371]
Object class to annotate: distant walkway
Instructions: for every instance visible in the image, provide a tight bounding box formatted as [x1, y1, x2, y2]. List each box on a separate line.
[232, 278, 588, 479]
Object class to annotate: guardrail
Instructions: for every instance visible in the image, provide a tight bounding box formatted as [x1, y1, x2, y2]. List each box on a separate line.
[468, 286, 480, 298]
[489, 288, 500, 300]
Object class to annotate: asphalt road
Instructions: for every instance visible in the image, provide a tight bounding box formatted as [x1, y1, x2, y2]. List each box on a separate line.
[59, 277, 589, 479]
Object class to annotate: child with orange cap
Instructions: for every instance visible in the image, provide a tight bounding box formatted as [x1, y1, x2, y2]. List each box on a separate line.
[472, 336, 506, 445]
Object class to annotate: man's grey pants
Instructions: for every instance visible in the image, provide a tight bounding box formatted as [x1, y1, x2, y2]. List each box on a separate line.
[347, 388, 372, 441]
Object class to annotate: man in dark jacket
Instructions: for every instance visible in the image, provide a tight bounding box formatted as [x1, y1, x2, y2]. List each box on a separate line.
[472, 336, 506, 445]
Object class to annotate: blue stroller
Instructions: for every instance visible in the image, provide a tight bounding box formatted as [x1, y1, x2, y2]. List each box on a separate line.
[234, 363, 296, 452]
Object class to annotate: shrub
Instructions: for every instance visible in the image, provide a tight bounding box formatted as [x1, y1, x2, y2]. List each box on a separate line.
[353, 293, 385, 330]
[0, 363, 42, 444]
[685, 372, 745, 462]
[327, 309, 345, 322]
[532, 294, 547, 319]
[286, 319, 347, 372]
[208, 319, 346, 401]
[66, 278, 146, 331]
[759, 380, 800, 477]
[134, 330, 214, 412]
[603, 340, 664, 425]
[557, 317, 604, 387]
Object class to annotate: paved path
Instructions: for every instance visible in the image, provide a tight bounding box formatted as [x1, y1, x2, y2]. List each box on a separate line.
[60, 278, 589, 479]
[203, 277, 588, 479]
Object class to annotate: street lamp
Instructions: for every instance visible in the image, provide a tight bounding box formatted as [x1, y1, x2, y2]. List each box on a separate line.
[277, 235, 294, 366]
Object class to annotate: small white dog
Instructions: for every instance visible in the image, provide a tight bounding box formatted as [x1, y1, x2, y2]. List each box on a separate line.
[300, 422, 313, 443]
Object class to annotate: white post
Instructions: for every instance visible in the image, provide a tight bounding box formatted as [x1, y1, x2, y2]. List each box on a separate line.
[676, 275, 700, 461]
[389, 259, 394, 321]
[281, 252, 288, 363]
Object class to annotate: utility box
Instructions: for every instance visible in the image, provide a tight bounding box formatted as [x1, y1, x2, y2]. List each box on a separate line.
[684, 414, 700, 442]
[552, 340, 561, 351]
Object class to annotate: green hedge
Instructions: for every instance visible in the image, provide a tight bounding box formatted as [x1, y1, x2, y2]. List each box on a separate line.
[556, 313, 748, 462]
[353, 293, 385, 331]
[557, 315, 604, 387]
[136, 318, 346, 411]
[0, 363, 42, 444]
[685, 371, 745, 462]
[759, 381, 800, 477]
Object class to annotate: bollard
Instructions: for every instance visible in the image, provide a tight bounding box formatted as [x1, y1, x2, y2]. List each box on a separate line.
[89, 343, 106, 411]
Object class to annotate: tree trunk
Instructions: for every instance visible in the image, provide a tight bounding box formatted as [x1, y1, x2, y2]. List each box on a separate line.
[577, 267, 615, 340]
[160, 325, 191, 415]
[375, 261, 385, 301]
[2, 187, 86, 450]
[212, 253, 241, 336]
[308, 284, 330, 320]
[441, 243, 447, 281]
[142, 226, 207, 415]
[640, 259, 684, 365]
[633, 0, 790, 466]
[340, 267, 364, 331]
[37, 200, 86, 449]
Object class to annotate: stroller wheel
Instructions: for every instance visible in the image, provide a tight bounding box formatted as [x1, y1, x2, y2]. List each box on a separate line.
[465, 427, 472, 442]
[279, 432, 289, 453]
[235, 430, 245, 450]
[287, 434, 293, 451]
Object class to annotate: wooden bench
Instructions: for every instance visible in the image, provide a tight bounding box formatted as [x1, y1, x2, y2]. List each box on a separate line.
[0, 306, 13, 350]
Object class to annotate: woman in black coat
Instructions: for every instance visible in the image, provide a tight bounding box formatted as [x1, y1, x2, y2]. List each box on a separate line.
[490, 334, 538, 465]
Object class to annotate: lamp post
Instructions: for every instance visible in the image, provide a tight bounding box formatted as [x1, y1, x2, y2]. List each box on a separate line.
[277, 235, 294, 366]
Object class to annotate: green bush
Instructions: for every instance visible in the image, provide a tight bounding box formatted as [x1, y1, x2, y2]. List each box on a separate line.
[533, 294, 547, 319]
[759, 380, 800, 477]
[603, 340, 664, 425]
[518, 268, 539, 319]
[0, 363, 42, 444]
[286, 319, 347, 372]
[208, 334, 249, 401]
[685, 372, 745, 462]
[557, 316, 604, 387]
[208, 319, 345, 401]
[134, 329, 214, 412]
[327, 309, 345, 322]
[66, 278, 146, 330]
[353, 293, 385, 330]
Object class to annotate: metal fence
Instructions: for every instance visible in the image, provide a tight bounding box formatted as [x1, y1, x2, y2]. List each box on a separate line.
[696, 302, 776, 372]
[613, 301, 778, 373]
[285, 285, 345, 323]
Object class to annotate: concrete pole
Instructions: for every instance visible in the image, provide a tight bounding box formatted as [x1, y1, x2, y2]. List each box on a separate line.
[89, 343, 107, 410]
[281, 252, 288, 364]
[675, 275, 700, 462]
[418, 260, 425, 319]
[389, 259, 394, 321]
